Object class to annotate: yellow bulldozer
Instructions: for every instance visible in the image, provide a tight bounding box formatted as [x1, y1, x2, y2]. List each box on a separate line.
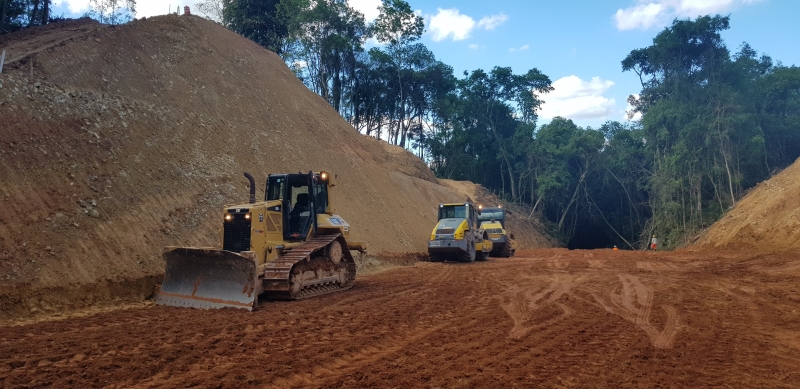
[156, 171, 366, 311]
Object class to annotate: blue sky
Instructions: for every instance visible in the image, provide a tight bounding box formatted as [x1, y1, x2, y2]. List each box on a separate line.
[49, 0, 800, 128]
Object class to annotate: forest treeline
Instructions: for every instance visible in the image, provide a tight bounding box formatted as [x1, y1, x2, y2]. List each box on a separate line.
[214, 2, 800, 250]
[3, 1, 799, 249]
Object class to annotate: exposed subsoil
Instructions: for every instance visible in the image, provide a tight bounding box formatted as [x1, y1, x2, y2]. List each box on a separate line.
[2, 248, 799, 388]
[695, 156, 800, 252]
[0, 15, 553, 320]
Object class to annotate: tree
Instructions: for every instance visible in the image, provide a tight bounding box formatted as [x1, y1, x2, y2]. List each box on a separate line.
[1, 0, 50, 33]
[195, 0, 224, 24]
[223, 0, 286, 53]
[87, 0, 136, 25]
[371, 0, 424, 147]
[280, 0, 369, 111]
[457, 66, 552, 201]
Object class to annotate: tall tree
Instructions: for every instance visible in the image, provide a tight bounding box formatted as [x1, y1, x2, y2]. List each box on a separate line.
[458, 66, 552, 201]
[87, 0, 136, 25]
[223, 0, 286, 53]
[195, 0, 224, 24]
[372, 0, 424, 147]
[280, 0, 369, 112]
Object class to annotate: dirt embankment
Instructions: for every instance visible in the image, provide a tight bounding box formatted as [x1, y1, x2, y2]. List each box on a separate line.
[0, 16, 554, 319]
[694, 157, 800, 252]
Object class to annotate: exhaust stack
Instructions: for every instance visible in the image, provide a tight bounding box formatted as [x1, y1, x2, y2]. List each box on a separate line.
[243, 172, 256, 204]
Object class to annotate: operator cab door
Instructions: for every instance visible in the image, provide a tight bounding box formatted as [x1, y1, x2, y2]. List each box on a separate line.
[267, 173, 317, 241]
[468, 204, 477, 234]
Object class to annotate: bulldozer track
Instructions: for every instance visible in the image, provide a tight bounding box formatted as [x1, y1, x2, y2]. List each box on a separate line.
[262, 234, 356, 301]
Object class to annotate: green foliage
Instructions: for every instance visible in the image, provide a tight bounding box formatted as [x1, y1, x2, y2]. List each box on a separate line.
[372, 0, 423, 46]
[1, 0, 54, 33]
[149, 7, 800, 250]
[223, 0, 286, 53]
[87, 0, 136, 25]
[623, 15, 800, 249]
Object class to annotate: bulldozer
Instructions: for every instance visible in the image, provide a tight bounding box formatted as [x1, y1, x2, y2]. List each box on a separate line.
[156, 171, 366, 311]
[427, 202, 493, 262]
[478, 206, 516, 257]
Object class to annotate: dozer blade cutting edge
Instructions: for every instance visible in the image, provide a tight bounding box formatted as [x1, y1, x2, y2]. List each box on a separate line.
[157, 247, 259, 311]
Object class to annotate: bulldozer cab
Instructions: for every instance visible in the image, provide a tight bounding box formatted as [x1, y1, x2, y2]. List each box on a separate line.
[267, 173, 328, 241]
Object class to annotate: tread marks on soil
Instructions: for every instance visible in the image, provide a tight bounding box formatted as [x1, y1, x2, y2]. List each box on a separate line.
[269, 322, 448, 388]
[593, 274, 680, 349]
[499, 275, 584, 340]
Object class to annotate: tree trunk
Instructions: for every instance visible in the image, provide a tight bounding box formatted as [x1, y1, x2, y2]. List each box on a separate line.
[41, 0, 49, 25]
[29, 0, 40, 27]
[1, 0, 8, 33]
[488, 121, 517, 200]
[558, 164, 589, 231]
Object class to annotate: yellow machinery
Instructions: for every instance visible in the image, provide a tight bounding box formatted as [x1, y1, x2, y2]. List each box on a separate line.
[427, 202, 493, 262]
[478, 206, 516, 257]
[156, 171, 366, 310]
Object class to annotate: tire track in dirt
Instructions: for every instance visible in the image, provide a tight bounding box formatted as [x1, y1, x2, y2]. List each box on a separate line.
[498, 264, 592, 340]
[316, 262, 456, 312]
[269, 322, 448, 388]
[592, 274, 680, 348]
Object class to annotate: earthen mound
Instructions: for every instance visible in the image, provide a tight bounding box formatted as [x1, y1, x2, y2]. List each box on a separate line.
[694, 157, 800, 252]
[0, 16, 554, 318]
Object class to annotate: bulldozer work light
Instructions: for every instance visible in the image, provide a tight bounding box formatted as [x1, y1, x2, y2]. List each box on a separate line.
[244, 213, 251, 220]
[224, 214, 233, 221]
[320, 171, 328, 181]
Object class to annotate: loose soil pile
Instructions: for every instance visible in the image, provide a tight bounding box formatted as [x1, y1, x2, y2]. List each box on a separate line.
[0, 16, 554, 319]
[694, 157, 800, 252]
[2, 249, 798, 388]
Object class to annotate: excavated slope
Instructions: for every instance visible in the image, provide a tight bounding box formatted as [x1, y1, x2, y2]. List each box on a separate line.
[694, 157, 800, 252]
[0, 16, 553, 316]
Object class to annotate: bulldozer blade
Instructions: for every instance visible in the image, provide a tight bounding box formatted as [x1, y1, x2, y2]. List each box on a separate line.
[157, 248, 259, 311]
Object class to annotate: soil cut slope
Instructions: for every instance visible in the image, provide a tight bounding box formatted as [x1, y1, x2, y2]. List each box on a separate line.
[694, 157, 800, 252]
[0, 16, 554, 318]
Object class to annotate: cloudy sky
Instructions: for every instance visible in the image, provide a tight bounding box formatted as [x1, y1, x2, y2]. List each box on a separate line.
[50, 0, 800, 128]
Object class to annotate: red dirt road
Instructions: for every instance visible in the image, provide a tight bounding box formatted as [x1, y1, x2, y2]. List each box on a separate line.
[2, 248, 799, 388]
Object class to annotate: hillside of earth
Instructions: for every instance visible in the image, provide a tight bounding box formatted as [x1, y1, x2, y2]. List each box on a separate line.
[693, 157, 800, 252]
[0, 16, 554, 319]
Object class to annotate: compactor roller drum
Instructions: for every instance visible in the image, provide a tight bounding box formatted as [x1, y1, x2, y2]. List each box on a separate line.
[157, 171, 366, 311]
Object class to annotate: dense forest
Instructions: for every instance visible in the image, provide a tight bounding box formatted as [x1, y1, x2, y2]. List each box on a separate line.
[4, 1, 799, 249]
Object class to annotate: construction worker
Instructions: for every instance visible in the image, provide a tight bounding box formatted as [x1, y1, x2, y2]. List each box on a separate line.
[612, 245, 618, 251]
[650, 235, 658, 250]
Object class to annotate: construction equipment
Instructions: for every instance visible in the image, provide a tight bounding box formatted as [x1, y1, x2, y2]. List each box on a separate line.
[478, 206, 516, 257]
[427, 202, 492, 262]
[156, 171, 366, 311]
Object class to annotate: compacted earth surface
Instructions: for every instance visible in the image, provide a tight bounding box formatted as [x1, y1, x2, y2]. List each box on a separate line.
[1, 248, 799, 388]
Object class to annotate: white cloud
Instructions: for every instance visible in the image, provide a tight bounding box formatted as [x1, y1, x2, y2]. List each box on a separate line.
[613, 0, 765, 31]
[468, 44, 480, 50]
[477, 13, 508, 30]
[536, 76, 617, 120]
[614, 3, 663, 30]
[348, 0, 382, 21]
[427, 8, 509, 42]
[509, 44, 529, 52]
[428, 8, 476, 41]
[53, 0, 88, 14]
